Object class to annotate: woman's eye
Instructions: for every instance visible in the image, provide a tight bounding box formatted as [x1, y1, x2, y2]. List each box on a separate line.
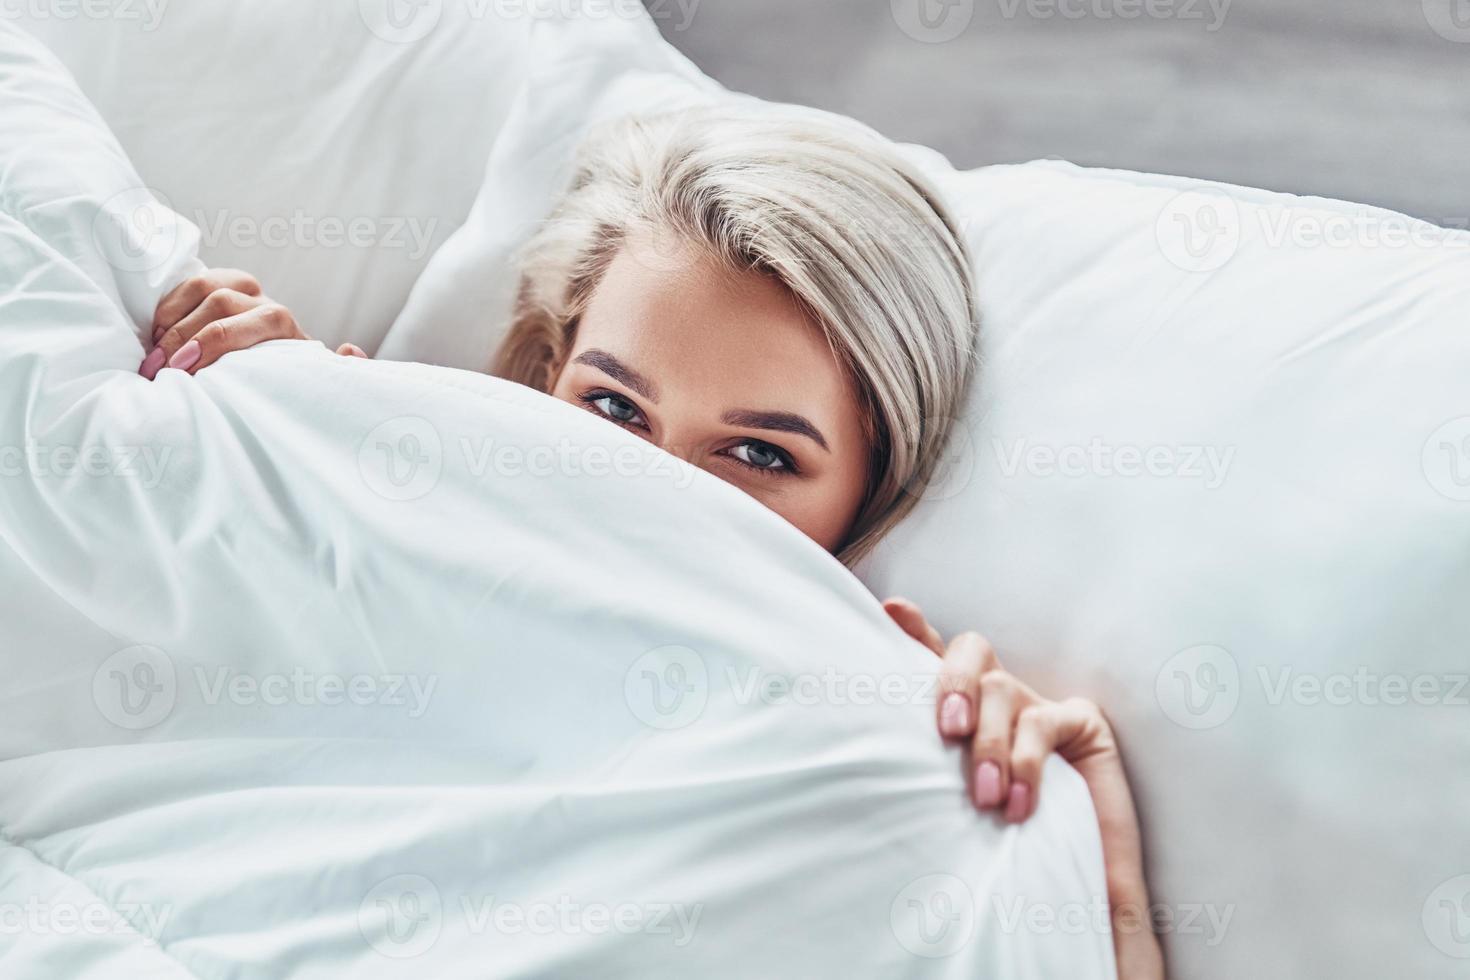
[730, 441, 792, 473]
[588, 393, 645, 427]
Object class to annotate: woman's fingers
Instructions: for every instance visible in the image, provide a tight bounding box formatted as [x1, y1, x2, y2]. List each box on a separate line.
[1006, 703, 1057, 822]
[336, 343, 368, 359]
[152, 270, 261, 340]
[891, 616, 1104, 824]
[1007, 697, 1111, 823]
[973, 667, 1023, 811]
[171, 305, 305, 376]
[142, 269, 312, 380]
[934, 630, 997, 744]
[144, 288, 262, 379]
[881, 597, 944, 658]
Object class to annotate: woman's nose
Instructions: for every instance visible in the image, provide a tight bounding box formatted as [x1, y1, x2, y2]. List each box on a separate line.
[655, 438, 702, 467]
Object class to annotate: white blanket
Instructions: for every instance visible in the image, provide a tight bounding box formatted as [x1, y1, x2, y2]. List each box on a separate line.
[0, 23, 1113, 979]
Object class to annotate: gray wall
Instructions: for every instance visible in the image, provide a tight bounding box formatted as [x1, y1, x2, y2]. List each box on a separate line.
[648, 0, 1470, 226]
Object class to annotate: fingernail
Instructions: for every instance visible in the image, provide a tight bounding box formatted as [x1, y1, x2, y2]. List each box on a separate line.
[1004, 781, 1031, 823]
[938, 693, 972, 736]
[168, 339, 201, 372]
[140, 347, 166, 380]
[973, 761, 1003, 808]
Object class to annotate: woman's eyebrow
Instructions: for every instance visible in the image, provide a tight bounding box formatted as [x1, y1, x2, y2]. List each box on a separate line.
[721, 409, 830, 452]
[573, 348, 659, 401]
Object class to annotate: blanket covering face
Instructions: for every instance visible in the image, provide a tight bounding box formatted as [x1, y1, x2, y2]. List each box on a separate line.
[0, 23, 1114, 979]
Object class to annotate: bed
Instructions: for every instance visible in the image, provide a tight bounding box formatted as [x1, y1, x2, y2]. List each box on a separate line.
[3, 7, 1469, 978]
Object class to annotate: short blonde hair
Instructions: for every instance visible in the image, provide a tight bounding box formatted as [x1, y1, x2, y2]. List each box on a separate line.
[494, 104, 977, 564]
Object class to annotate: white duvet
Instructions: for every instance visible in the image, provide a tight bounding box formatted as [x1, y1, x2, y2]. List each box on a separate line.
[0, 23, 1114, 979]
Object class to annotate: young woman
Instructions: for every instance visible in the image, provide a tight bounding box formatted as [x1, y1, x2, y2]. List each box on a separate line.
[140, 106, 1164, 977]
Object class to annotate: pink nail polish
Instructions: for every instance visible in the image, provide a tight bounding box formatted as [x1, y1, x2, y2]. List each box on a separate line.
[938, 692, 972, 736]
[973, 761, 1003, 809]
[140, 347, 166, 380]
[169, 339, 201, 372]
[1004, 781, 1031, 823]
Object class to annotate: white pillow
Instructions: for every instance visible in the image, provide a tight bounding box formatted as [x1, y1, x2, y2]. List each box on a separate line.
[9, 2, 531, 354]
[0, 22, 1114, 979]
[380, 11, 1470, 979]
[863, 161, 1470, 979]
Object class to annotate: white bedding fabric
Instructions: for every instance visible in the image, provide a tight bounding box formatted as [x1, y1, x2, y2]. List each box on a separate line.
[0, 22, 1115, 979]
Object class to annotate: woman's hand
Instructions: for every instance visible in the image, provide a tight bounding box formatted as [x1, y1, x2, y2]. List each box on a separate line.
[140, 269, 366, 379]
[883, 596, 1165, 980]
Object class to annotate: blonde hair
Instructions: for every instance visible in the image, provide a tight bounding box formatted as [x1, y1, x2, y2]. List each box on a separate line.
[494, 104, 977, 564]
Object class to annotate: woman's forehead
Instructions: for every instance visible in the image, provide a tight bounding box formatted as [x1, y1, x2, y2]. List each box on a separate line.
[574, 241, 856, 416]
